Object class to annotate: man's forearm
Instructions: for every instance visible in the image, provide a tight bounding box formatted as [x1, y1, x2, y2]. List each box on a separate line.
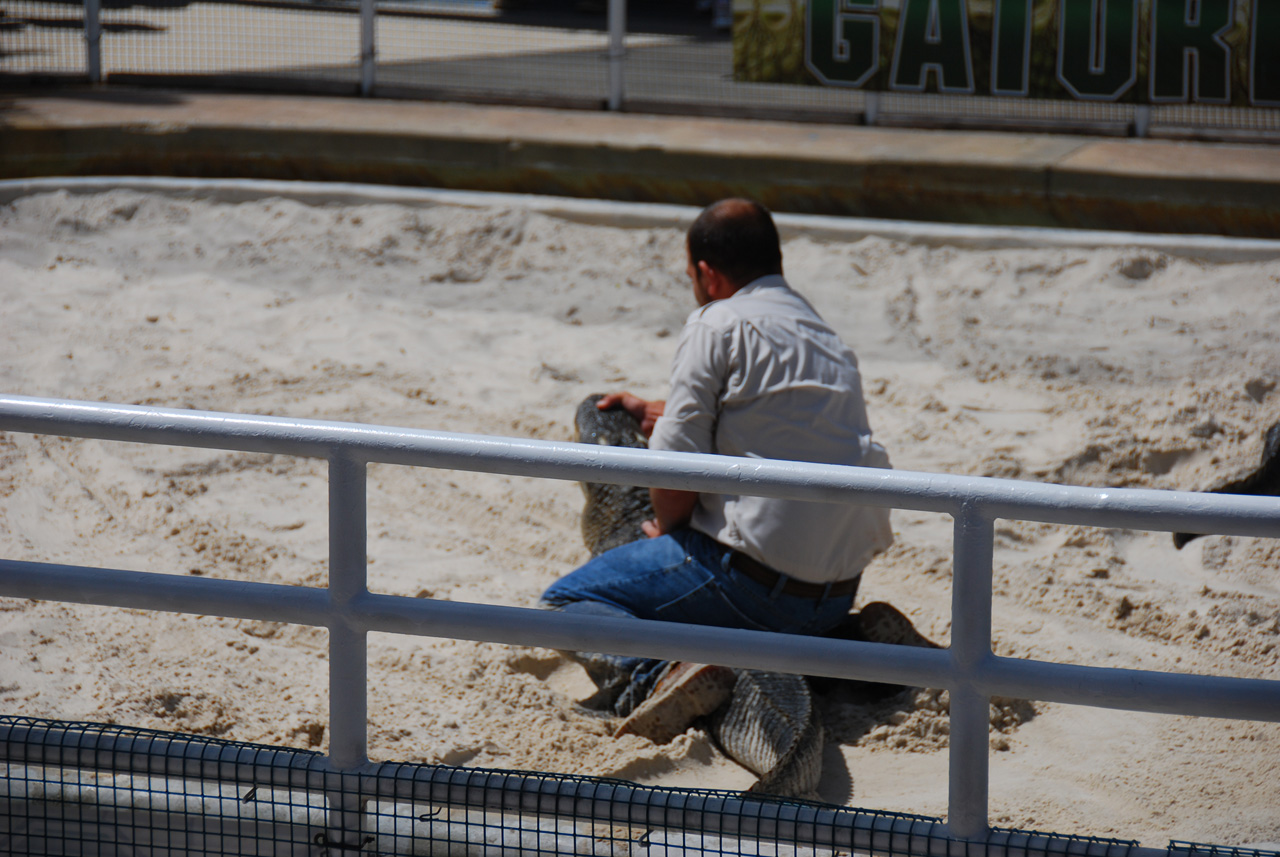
[649, 487, 698, 535]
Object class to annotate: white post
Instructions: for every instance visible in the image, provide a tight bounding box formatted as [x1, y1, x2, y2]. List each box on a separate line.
[1133, 105, 1151, 138]
[360, 0, 377, 96]
[947, 503, 993, 841]
[326, 450, 369, 847]
[863, 91, 879, 125]
[607, 0, 626, 111]
[84, 0, 102, 83]
[328, 450, 369, 772]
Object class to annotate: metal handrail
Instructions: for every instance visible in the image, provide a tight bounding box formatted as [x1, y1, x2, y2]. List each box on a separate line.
[2, 393, 1279, 845]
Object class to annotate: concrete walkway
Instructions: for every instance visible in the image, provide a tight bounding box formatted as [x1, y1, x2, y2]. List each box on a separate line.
[2, 87, 1278, 237]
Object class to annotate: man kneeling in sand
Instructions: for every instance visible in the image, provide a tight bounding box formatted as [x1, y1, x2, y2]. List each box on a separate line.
[541, 198, 894, 732]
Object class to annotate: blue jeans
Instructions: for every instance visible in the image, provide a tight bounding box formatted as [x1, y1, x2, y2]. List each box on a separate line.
[539, 528, 857, 715]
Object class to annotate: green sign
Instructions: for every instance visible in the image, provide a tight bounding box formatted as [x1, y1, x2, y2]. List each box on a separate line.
[732, 0, 1278, 105]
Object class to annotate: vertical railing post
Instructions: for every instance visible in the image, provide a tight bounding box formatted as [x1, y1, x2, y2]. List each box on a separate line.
[947, 502, 994, 841]
[863, 91, 879, 125]
[327, 450, 369, 844]
[83, 0, 102, 83]
[329, 450, 368, 769]
[359, 0, 377, 96]
[1133, 105, 1151, 138]
[606, 0, 626, 110]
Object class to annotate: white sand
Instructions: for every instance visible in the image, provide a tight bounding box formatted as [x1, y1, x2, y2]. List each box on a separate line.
[1, 189, 1278, 847]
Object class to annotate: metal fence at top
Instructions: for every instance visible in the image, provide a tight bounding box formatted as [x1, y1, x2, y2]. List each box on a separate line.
[1, 0, 1277, 139]
[0, 392, 1279, 854]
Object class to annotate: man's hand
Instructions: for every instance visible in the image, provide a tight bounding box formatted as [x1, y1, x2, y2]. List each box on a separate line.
[644, 487, 698, 537]
[597, 392, 665, 438]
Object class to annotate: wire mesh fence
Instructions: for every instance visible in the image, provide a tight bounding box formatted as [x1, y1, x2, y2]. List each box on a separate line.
[373, 4, 612, 106]
[0, 0, 86, 77]
[106, 2, 363, 86]
[2, 0, 1277, 138]
[1, 714, 1188, 857]
[621, 32, 875, 119]
[9, 715, 1278, 857]
[1169, 844, 1280, 857]
[0, 0, 366, 88]
[1146, 101, 1280, 138]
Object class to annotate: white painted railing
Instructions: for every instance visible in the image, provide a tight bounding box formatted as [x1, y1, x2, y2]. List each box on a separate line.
[1, 393, 1279, 849]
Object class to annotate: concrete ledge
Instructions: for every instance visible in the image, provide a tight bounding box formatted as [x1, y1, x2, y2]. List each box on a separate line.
[2, 88, 1278, 237]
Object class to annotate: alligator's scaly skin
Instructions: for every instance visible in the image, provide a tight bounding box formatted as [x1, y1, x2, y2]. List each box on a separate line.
[711, 670, 825, 797]
[575, 394, 654, 556]
[574, 395, 825, 797]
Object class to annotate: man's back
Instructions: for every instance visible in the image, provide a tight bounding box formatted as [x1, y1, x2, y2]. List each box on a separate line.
[650, 275, 893, 583]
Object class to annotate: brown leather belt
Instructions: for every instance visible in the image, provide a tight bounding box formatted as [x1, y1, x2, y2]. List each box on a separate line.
[727, 548, 860, 600]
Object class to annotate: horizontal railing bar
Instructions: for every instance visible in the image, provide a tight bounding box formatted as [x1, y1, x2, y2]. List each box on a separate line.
[1, 719, 1161, 857]
[978, 655, 1280, 723]
[0, 559, 332, 627]
[353, 590, 954, 686]
[3, 395, 1280, 536]
[4, 558, 1277, 722]
[0, 557, 952, 688]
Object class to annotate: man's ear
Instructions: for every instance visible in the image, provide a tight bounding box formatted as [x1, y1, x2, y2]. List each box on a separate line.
[699, 261, 735, 301]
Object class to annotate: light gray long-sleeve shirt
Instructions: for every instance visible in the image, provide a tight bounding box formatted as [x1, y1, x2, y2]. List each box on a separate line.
[648, 274, 893, 583]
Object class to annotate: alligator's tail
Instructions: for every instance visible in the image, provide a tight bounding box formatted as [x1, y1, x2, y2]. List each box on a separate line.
[711, 670, 825, 798]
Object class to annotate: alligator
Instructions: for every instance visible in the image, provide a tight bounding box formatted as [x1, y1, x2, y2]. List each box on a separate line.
[1173, 421, 1280, 549]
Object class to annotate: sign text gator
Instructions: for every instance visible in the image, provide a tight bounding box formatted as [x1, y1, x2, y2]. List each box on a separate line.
[732, 0, 1277, 105]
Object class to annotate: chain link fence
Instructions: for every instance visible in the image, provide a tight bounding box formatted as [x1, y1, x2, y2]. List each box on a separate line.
[2, 0, 1277, 139]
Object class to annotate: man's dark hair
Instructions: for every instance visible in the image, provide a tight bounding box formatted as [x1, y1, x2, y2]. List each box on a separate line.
[686, 198, 783, 287]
